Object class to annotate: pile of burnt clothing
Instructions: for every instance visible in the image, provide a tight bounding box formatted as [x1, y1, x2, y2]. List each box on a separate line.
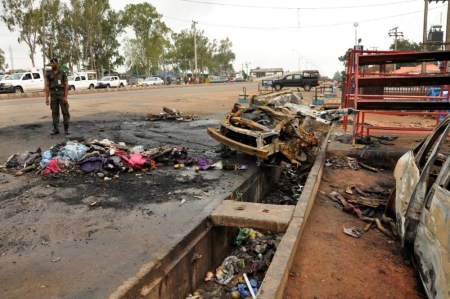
[2, 139, 200, 178]
[144, 107, 198, 122]
[188, 228, 281, 299]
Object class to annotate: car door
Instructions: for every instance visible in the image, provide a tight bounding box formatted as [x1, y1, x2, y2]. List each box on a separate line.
[31, 72, 44, 91]
[80, 75, 87, 89]
[292, 74, 303, 86]
[414, 155, 450, 299]
[283, 75, 293, 87]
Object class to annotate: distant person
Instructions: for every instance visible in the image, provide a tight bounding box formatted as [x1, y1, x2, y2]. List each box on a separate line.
[45, 57, 70, 135]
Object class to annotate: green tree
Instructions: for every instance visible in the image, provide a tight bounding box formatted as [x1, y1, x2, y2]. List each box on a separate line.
[0, 48, 8, 70]
[332, 71, 341, 81]
[213, 37, 236, 76]
[338, 48, 352, 68]
[1, 0, 41, 67]
[122, 3, 170, 75]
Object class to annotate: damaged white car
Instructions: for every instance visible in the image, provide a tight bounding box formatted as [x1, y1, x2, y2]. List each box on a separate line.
[387, 115, 450, 299]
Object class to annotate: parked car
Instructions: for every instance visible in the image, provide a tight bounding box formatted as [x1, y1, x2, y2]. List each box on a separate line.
[232, 77, 245, 82]
[0, 74, 10, 82]
[0, 70, 44, 93]
[140, 77, 164, 87]
[387, 115, 450, 299]
[210, 76, 229, 83]
[271, 70, 320, 91]
[67, 71, 97, 90]
[96, 76, 126, 89]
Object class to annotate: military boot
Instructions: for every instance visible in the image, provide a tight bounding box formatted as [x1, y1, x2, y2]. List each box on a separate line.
[50, 124, 60, 135]
[64, 123, 70, 135]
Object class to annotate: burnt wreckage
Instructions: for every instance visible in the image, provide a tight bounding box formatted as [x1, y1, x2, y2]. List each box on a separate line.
[207, 90, 357, 167]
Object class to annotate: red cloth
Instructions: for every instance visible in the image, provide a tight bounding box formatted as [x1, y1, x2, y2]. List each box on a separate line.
[342, 203, 362, 219]
[41, 158, 62, 175]
[119, 153, 149, 170]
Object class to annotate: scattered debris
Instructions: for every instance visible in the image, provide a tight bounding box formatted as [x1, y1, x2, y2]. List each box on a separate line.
[343, 226, 363, 238]
[207, 89, 358, 167]
[145, 107, 198, 122]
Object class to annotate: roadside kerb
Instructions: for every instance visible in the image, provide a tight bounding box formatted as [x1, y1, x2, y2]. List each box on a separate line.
[257, 125, 332, 299]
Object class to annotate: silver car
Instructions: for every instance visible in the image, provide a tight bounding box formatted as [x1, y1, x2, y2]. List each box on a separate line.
[139, 77, 164, 86]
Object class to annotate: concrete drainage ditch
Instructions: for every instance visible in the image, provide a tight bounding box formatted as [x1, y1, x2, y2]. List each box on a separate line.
[107, 128, 329, 299]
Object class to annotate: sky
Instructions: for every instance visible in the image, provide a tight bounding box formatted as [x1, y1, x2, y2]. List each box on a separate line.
[0, 0, 449, 78]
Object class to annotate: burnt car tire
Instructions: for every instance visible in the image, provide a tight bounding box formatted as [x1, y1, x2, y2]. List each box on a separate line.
[303, 84, 311, 91]
[274, 84, 282, 91]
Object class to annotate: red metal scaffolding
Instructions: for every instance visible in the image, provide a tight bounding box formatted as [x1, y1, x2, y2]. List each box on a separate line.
[343, 49, 450, 136]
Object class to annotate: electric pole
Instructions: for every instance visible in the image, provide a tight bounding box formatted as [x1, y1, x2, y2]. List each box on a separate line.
[9, 45, 14, 70]
[192, 20, 198, 83]
[389, 27, 403, 72]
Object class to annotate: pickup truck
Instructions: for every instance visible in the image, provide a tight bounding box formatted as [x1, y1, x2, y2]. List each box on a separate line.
[0, 70, 45, 93]
[96, 76, 126, 89]
[271, 70, 320, 91]
[68, 72, 97, 90]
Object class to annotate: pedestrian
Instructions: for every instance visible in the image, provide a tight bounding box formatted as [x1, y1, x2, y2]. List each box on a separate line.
[45, 57, 70, 135]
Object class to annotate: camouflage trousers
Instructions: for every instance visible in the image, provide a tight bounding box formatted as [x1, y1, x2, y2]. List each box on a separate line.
[50, 91, 70, 125]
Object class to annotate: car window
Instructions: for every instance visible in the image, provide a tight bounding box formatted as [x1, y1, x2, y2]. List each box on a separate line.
[23, 74, 32, 80]
[7, 73, 23, 80]
[100, 77, 110, 81]
[75, 77, 80, 81]
[285, 75, 293, 80]
[293, 74, 302, 80]
[68, 76, 74, 81]
[32, 73, 40, 79]
[81, 76, 86, 80]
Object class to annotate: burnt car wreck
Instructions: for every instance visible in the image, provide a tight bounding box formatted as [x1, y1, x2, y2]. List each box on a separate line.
[207, 90, 357, 168]
[386, 115, 450, 299]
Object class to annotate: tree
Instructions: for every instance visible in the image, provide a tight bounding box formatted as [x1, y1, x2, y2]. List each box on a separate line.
[338, 48, 352, 68]
[122, 3, 170, 75]
[332, 71, 341, 81]
[1, 0, 40, 67]
[213, 37, 236, 76]
[0, 48, 8, 70]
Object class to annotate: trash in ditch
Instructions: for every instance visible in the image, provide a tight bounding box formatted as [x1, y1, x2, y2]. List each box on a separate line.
[192, 228, 280, 299]
[343, 226, 362, 238]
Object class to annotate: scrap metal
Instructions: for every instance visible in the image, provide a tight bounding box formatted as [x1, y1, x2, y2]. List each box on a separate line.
[207, 90, 358, 167]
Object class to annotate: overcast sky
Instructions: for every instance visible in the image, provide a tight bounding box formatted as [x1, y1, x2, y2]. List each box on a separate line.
[0, 0, 448, 77]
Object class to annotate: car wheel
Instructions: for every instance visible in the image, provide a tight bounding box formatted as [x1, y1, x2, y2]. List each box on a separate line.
[69, 85, 75, 90]
[303, 84, 311, 91]
[274, 84, 282, 91]
[119, 83, 124, 88]
[106, 84, 110, 89]
[89, 84, 94, 90]
[14, 87, 23, 93]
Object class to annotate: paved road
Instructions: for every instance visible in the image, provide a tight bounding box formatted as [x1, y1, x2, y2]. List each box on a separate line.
[0, 83, 259, 129]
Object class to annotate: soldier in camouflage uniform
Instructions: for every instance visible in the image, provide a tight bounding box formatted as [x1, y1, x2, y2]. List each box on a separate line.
[45, 57, 70, 135]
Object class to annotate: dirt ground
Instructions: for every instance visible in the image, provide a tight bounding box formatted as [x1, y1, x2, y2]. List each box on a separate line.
[0, 85, 433, 298]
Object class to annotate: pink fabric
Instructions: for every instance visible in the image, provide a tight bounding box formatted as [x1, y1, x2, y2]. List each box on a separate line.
[41, 159, 62, 175]
[119, 153, 149, 170]
[342, 203, 362, 219]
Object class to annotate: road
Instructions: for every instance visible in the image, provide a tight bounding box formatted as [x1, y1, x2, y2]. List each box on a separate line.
[0, 83, 260, 163]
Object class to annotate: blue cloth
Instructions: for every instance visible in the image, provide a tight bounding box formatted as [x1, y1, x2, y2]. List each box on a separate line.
[232, 279, 260, 298]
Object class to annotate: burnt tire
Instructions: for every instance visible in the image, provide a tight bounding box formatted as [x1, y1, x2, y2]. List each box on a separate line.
[303, 84, 311, 91]
[273, 84, 282, 91]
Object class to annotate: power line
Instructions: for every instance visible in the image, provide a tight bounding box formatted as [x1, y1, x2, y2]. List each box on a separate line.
[163, 4, 446, 30]
[178, 0, 420, 10]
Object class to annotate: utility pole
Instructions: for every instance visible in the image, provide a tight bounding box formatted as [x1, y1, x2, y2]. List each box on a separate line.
[388, 27, 403, 72]
[41, 0, 46, 79]
[192, 20, 198, 83]
[9, 45, 14, 70]
[422, 0, 429, 73]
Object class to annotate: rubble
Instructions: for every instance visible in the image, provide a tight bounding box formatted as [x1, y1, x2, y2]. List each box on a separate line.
[207, 90, 358, 167]
[144, 107, 198, 122]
